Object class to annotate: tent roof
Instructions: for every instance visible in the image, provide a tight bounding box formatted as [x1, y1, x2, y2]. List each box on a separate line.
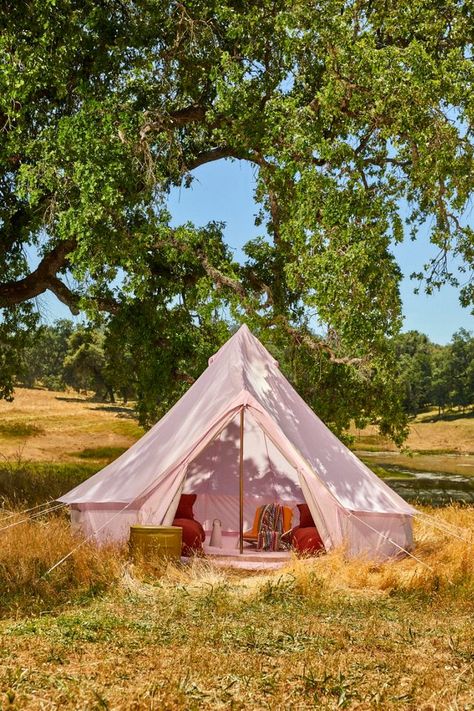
[59, 324, 415, 516]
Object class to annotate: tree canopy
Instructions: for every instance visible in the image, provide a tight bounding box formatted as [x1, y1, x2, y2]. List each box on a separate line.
[1, 1, 474, 439]
[394, 328, 474, 415]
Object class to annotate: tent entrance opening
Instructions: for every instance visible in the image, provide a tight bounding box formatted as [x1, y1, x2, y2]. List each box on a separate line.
[180, 409, 317, 552]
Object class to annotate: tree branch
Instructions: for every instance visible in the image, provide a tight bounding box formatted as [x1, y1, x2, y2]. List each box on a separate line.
[48, 276, 81, 314]
[185, 146, 245, 171]
[0, 239, 119, 315]
[0, 239, 76, 308]
[198, 253, 247, 299]
[249, 151, 283, 244]
[279, 321, 365, 367]
[140, 105, 208, 139]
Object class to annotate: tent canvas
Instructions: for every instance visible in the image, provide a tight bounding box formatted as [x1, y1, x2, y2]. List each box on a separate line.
[59, 324, 416, 559]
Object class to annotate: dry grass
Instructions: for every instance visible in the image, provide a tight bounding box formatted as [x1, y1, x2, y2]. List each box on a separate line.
[352, 409, 474, 454]
[283, 507, 474, 597]
[0, 387, 143, 462]
[0, 511, 126, 616]
[1, 391, 473, 707]
[0, 507, 473, 709]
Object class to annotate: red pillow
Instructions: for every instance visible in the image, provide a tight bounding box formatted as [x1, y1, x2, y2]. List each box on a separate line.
[173, 518, 205, 554]
[175, 494, 196, 520]
[292, 526, 324, 554]
[297, 503, 315, 528]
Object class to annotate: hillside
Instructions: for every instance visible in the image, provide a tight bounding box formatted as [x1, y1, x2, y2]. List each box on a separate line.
[0, 387, 143, 463]
[1, 388, 474, 460]
[351, 410, 474, 455]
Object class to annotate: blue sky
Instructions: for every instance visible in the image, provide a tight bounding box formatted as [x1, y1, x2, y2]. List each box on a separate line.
[39, 159, 472, 344]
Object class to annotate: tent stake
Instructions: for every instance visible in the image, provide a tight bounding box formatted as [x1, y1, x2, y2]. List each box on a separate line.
[239, 406, 244, 554]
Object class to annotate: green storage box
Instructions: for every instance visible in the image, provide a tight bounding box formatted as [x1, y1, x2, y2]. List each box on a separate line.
[129, 525, 182, 561]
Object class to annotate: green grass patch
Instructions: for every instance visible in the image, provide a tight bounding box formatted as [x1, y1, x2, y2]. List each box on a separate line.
[75, 446, 127, 461]
[0, 421, 44, 439]
[0, 460, 99, 506]
[352, 442, 395, 452]
[410, 448, 474, 456]
[75, 418, 144, 438]
[362, 462, 414, 480]
[351, 433, 394, 451]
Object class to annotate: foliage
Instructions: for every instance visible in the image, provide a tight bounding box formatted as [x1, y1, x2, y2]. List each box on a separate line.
[394, 331, 433, 415]
[0, 306, 38, 401]
[394, 329, 474, 416]
[62, 327, 116, 401]
[2, 1, 474, 439]
[449, 328, 474, 410]
[430, 343, 452, 413]
[21, 319, 74, 390]
[103, 305, 232, 424]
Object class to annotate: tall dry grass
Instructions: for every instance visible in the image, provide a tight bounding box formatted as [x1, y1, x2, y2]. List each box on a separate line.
[134, 504, 474, 605]
[0, 511, 126, 616]
[0, 504, 473, 618]
[0, 506, 473, 709]
[268, 505, 474, 601]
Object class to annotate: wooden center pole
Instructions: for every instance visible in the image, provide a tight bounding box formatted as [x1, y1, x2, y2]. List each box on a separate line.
[239, 406, 244, 554]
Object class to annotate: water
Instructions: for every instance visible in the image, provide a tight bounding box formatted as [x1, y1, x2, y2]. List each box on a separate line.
[383, 466, 474, 506]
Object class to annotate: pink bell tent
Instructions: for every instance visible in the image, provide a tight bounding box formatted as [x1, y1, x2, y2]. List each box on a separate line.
[59, 324, 416, 558]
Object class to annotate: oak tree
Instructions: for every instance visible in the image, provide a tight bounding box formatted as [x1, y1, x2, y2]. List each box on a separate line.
[1, 1, 474, 438]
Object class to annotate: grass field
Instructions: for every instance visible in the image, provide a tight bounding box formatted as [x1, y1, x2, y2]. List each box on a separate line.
[351, 409, 474, 455]
[0, 388, 142, 464]
[0, 389, 473, 709]
[1, 387, 473, 465]
[0, 507, 473, 710]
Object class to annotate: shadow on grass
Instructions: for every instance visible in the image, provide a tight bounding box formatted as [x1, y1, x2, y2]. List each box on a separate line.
[76, 446, 127, 461]
[89, 405, 136, 419]
[54, 396, 137, 419]
[418, 410, 474, 423]
[54, 396, 90, 403]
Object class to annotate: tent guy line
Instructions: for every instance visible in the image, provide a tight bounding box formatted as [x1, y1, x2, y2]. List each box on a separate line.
[416, 512, 474, 545]
[346, 511, 435, 572]
[0, 503, 66, 533]
[41, 494, 146, 578]
[0, 499, 58, 521]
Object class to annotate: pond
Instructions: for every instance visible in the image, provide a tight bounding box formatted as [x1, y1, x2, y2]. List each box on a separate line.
[383, 465, 474, 506]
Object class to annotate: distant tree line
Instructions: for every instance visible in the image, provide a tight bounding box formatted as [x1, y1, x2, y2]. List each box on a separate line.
[394, 329, 474, 416]
[19, 321, 474, 420]
[20, 320, 134, 405]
